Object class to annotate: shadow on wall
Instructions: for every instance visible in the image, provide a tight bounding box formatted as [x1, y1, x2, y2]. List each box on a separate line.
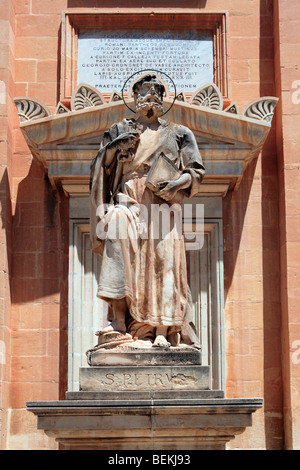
[223, 0, 284, 450]
[0, 168, 13, 301]
[9, 159, 69, 399]
[221, 0, 283, 451]
[222, 158, 257, 302]
[260, 0, 284, 451]
[11, 159, 67, 304]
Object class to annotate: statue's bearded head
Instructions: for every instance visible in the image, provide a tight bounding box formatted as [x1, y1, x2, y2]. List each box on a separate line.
[133, 75, 165, 118]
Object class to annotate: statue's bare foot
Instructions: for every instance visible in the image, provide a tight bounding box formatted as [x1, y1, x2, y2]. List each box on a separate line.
[153, 335, 171, 348]
[100, 321, 126, 334]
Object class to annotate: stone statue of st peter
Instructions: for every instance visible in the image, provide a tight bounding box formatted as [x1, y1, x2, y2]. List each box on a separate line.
[90, 74, 205, 349]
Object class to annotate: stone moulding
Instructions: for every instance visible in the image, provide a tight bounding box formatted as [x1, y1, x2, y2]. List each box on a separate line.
[59, 10, 230, 103]
[14, 81, 278, 197]
[26, 396, 263, 450]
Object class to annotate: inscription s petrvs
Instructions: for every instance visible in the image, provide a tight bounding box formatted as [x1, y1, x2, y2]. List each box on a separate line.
[102, 371, 197, 388]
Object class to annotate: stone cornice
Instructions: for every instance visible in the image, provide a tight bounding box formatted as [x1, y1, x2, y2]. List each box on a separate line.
[26, 394, 263, 450]
[15, 82, 278, 197]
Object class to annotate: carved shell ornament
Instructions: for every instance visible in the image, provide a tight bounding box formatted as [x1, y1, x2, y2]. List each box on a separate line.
[14, 97, 51, 122]
[70, 83, 105, 111]
[190, 83, 223, 111]
[242, 97, 279, 122]
[14, 79, 278, 125]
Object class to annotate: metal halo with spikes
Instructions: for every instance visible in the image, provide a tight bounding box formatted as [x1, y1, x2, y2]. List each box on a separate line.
[121, 69, 177, 116]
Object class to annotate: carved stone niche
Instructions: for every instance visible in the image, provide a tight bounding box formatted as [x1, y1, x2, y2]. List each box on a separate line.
[14, 81, 278, 385]
[16, 81, 277, 450]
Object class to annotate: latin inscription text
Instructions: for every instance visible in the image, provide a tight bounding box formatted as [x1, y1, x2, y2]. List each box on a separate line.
[78, 29, 214, 93]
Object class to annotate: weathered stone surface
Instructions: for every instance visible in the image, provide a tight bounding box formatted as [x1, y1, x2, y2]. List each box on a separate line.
[87, 348, 202, 366]
[77, 30, 214, 94]
[89, 74, 205, 351]
[65, 389, 225, 401]
[79, 365, 210, 391]
[26, 396, 263, 450]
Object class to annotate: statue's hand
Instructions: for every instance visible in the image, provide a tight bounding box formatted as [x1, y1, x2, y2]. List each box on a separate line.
[156, 173, 192, 201]
[110, 132, 140, 152]
[156, 180, 180, 201]
[104, 131, 140, 168]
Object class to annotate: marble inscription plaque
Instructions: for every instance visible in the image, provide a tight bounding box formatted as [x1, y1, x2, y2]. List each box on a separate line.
[77, 29, 214, 93]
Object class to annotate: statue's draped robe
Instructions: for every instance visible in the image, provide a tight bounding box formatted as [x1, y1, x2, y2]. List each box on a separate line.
[90, 118, 205, 347]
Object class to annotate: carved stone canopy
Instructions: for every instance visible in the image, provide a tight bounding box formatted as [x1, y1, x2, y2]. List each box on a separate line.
[15, 81, 278, 197]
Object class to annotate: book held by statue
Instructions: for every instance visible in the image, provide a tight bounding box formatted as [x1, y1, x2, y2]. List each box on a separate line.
[145, 152, 181, 192]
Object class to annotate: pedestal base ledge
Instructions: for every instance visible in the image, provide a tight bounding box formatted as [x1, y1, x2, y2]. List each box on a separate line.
[27, 396, 263, 450]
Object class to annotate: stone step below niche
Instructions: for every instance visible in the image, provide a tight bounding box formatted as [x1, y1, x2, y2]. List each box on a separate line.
[79, 364, 211, 392]
[66, 389, 225, 401]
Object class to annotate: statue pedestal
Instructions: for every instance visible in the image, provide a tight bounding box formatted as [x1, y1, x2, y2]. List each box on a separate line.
[27, 392, 262, 450]
[27, 349, 263, 450]
[82, 348, 210, 392]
